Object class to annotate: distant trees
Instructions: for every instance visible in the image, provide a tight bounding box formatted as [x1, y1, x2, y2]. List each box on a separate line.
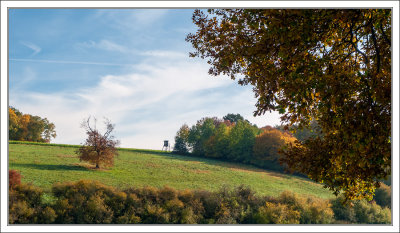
[173, 114, 297, 172]
[223, 113, 245, 124]
[226, 120, 258, 163]
[173, 124, 190, 154]
[8, 107, 56, 142]
[253, 128, 296, 171]
[76, 117, 119, 169]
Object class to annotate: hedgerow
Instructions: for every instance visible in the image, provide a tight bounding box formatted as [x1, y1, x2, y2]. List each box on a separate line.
[9, 178, 391, 224]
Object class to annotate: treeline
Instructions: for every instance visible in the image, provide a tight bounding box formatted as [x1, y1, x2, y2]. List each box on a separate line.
[173, 114, 297, 172]
[9, 171, 391, 224]
[9, 107, 56, 142]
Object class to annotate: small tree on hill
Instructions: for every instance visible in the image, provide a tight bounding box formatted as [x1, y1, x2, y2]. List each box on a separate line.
[76, 117, 119, 169]
[173, 124, 190, 154]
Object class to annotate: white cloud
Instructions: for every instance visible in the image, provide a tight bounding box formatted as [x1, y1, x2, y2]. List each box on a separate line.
[10, 50, 281, 149]
[140, 50, 186, 59]
[78, 39, 128, 53]
[20, 41, 41, 56]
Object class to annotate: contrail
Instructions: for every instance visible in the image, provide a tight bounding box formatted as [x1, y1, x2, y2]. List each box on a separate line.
[9, 58, 133, 67]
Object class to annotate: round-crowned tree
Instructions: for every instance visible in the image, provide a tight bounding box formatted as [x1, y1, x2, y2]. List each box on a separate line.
[76, 117, 119, 169]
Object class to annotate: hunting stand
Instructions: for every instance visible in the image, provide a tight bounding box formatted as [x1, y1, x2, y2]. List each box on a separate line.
[162, 140, 170, 152]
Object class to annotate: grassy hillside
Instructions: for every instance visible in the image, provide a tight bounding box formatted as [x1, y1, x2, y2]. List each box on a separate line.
[9, 141, 335, 199]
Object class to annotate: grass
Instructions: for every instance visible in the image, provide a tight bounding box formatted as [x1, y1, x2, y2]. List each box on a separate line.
[9, 141, 335, 199]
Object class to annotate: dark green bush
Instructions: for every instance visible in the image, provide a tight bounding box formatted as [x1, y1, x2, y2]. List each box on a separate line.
[374, 183, 391, 208]
[330, 196, 357, 223]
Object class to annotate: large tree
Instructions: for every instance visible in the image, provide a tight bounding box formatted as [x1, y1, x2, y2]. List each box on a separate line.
[76, 117, 119, 169]
[186, 9, 391, 201]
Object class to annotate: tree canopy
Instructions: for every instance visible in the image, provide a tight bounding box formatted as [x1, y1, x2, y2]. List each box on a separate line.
[186, 9, 391, 201]
[9, 107, 56, 142]
[76, 117, 119, 169]
[173, 115, 296, 172]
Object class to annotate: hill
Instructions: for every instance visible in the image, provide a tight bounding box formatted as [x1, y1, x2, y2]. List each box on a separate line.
[9, 141, 335, 199]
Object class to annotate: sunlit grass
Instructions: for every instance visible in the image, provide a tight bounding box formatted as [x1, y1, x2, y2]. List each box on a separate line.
[9, 142, 335, 199]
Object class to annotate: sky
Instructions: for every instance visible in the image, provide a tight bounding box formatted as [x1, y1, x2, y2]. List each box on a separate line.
[9, 9, 282, 150]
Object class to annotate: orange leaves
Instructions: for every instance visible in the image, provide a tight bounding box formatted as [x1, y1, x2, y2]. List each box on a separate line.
[253, 128, 296, 162]
[76, 117, 119, 169]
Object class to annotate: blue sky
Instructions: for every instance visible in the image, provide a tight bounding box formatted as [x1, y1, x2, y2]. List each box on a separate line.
[9, 9, 281, 149]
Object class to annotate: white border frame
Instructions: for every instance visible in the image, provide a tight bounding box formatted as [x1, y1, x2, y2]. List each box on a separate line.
[1, 1, 399, 232]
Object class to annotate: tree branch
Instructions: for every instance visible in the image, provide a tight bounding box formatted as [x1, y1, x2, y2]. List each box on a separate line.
[370, 24, 381, 74]
[379, 22, 391, 46]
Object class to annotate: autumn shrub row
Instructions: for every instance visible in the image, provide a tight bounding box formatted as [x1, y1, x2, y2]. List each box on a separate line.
[9, 178, 391, 224]
[173, 116, 297, 172]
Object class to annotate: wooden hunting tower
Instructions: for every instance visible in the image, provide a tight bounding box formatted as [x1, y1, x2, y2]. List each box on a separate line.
[162, 140, 170, 152]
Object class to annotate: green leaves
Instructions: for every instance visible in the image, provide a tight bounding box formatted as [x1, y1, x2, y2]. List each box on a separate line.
[187, 9, 391, 201]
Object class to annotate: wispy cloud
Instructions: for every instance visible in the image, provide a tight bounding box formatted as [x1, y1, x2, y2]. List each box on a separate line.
[9, 67, 36, 92]
[93, 9, 169, 31]
[10, 51, 282, 149]
[77, 39, 128, 53]
[20, 41, 41, 56]
[9, 9, 282, 150]
[140, 50, 187, 59]
[9, 58, 133, 67]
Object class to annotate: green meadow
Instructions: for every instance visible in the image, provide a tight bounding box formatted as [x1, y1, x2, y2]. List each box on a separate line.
[9, 141, 335, 199]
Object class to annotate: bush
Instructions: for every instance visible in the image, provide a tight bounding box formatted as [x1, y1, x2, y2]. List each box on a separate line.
[8, 180, 391, 224]
[331, 195, 391, 224]
[330, 196, 356, 223]
[252, 202, 300, 224]
[300, 196, 334, 224]
[9, 182, 46, 224]
[277, 191, 334, 224]
[52, 180, 118, 223]
[9, 170, 22, 189]
[374, 183, 391, 208]
[353, 199, 391, 224]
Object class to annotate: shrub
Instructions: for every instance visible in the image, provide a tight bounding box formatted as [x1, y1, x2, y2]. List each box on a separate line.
[36, 206, 57, 224]
[353, 199, 391, 224]
[9, 200, 35, 224]
[300, 196, 334, 224]
[331, 195, 391, 224]
[9, 180, 390, 224]
[84, 194, 113, 223]
[277, 191, 334, 224]
[374, 183, 391, 208]
[9, 183, 45, 224]
[330, 196, 357, 223]
[9, 170, 22, 189]
[52, 180, 118, 223]
[253, 202, 300, 224]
